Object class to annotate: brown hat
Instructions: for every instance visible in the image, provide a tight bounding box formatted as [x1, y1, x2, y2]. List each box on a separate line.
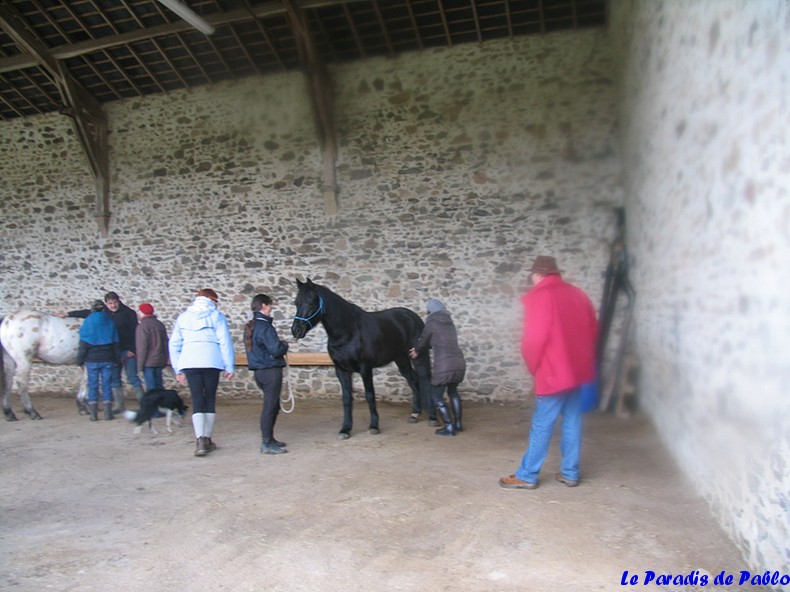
[529, 255, 561, 275]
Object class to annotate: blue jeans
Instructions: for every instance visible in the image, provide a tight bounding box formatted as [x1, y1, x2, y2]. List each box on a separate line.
[515, 387, 583, 484]
[86, 361, 114, 403]
[111, 351, 142, 389]
[143, 367, 164, 391]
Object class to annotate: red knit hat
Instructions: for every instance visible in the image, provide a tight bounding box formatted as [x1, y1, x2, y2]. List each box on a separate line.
[139, 303, 154, 316]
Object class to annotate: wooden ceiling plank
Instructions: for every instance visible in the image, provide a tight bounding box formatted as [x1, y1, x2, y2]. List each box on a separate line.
[404, 1, 424, 51]
[436, 0, 453, 47]
[470, 0, 482, 43]
[242, 0, 287, 71]
[372, 1, 395, 56]
[342, 3, 366, 59]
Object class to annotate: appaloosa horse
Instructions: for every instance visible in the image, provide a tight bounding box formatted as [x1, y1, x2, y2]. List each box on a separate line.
[290, 278, 433, 439]
[0, 310, 87, 420]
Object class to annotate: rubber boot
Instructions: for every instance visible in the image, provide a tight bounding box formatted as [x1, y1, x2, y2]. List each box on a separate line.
[434, 401, 456, 436]
[103, 402, 114, 421]
[89, 402, 98, 422]
[450, 396, 463, 433]
[111, 387, 125, 414]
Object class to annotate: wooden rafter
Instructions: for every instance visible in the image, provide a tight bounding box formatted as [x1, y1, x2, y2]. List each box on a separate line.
[0, 1, 111, 236]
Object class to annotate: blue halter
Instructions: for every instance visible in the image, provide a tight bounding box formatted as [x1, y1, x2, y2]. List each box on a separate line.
[294, 296, 324, 329]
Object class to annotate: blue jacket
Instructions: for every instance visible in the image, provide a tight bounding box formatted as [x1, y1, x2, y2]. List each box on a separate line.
[76, 311, 121, 365]
[169, 296, 235, 374]
[246, 312, 288, 370]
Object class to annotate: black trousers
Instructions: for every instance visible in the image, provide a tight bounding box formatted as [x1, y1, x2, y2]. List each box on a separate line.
[183, 368, 220, 413]
[254, 367, 283, 442]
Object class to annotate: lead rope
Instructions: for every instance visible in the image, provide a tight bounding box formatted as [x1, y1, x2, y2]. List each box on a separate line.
[280, 339, 296, 414]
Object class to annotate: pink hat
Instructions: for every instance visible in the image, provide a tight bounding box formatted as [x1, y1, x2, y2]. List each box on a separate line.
[139, 303, 154, 316]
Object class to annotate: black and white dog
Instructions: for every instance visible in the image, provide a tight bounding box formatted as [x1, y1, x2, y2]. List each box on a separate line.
[124, 389, 188, 435]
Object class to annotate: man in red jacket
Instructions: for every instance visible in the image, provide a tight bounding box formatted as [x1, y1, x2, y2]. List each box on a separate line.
[500, 256, 598, 490]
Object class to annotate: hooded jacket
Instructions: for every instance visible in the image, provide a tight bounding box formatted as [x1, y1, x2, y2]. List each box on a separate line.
[520, 274, 598, 395]
[414, 308, 466, 386]
[168, 296, 235, 374]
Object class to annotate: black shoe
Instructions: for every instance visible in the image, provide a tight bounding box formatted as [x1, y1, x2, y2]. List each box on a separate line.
[271, 438, 287, 447]
[260, 441, 287, 455]
[434, 426, 456, 437]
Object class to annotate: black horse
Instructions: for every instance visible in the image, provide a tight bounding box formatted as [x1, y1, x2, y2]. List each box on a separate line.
[291, 278, 433, 439]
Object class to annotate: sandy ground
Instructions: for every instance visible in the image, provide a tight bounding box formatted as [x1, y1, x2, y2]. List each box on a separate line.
[0, 393, 761, 592]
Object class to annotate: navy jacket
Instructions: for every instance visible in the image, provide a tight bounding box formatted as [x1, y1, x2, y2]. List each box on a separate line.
[246, 312, 288, 370]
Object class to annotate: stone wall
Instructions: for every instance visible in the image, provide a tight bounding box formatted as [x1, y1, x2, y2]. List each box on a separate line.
[611, 0, 789, 576]
[0, 30, 621, 403]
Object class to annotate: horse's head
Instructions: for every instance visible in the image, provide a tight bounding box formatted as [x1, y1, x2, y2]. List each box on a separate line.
[291, 278, 324, 339]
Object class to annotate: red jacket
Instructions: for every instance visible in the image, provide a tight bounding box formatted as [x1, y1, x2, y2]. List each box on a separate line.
[521, 274, 598, 395]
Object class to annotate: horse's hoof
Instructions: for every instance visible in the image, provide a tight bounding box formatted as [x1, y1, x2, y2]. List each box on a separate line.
[368, 428, 380, 435]
[4, 413, 18, 422]
[26, 410, 43, 420]
[338, 432, 351, 440]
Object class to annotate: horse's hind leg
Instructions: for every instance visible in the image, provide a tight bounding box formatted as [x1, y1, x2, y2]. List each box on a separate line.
[16, 360, 42, 420]
[2, 350, 17, 421]
[395, 354, 436, 423]
[335, 368, 354, 439]
[75, 367, 89, 415]
[360, 367, 380, 435]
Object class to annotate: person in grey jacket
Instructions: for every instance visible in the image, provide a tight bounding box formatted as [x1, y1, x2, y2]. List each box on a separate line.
[245, 294, 290, 455]
[136, 302, 169, 391]
[410, 299, 466, 436]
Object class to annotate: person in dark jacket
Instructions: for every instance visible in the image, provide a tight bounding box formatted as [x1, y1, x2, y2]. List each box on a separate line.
[136, 302, 169, 391]
[245, 293, 290, 454]
[75, 300, 121, 421]
[104, 291, 145, 406]
[410, 298, 466, 436]
[58, 291, 145, 410]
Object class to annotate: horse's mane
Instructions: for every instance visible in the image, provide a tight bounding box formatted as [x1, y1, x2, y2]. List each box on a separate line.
[315, 283, 366, 316]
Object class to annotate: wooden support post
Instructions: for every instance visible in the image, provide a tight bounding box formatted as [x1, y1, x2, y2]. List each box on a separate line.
[283, 0, 339, 214]
[0, 3, 110, 236]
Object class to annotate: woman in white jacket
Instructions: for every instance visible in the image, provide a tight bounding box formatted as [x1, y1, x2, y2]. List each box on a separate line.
[169, 288, 235, 457]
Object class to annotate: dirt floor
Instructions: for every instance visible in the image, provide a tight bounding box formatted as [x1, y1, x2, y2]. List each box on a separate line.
[0, 392, 762, 592]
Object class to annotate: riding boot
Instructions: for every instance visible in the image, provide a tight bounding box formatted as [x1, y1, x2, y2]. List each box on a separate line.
[450, 396, 463, 433]
[433, 401, 456, 436]
[103, 402, 114, 420]
[133, 384, 146, 403]
[89, 402, 98, 422]
[194, 437, 207, 457]
[204, 413, 217, 453]
[111, 387, 125, 414]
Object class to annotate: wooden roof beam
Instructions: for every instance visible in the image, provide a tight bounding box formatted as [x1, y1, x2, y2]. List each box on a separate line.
[0, 2, 111, 236]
